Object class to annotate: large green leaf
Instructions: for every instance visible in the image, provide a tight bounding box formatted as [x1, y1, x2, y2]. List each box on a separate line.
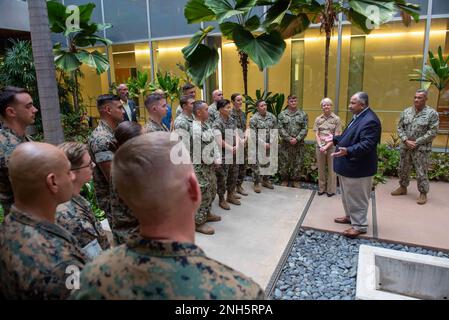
[77, 3, 96, 24]
[184, 44, 219, 86]
[233, 25, 286, 70]
[245, 15, 261, 31]
[54, 50, 82, 72]
[264, 0, 292, 26]
[348, 0, 396, 30]
[205, 0, 246, 23]
[182, 26, 215, 59]
[219, 22, 240, 39]
[185, 0, 217, 23]
[47, 0, 67, 33]
[74, 34, 113, 47]
[276, 13, 310, 38]
[76, 50, 110, 74]
[236, 0, 258, 11]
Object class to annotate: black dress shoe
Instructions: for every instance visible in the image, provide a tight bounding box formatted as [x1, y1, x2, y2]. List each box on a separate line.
[317, 191, 325, 196]
[327, 193, 335, 197]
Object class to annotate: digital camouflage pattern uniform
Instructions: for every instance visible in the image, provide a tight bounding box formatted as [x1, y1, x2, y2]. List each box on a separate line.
[175, 104, 182, 117]
[87, 120, 114, 221]
[231, 108, 247, 186]
[397, 105, 439, 194]
[278, 108, 308, 182]
[0, 206, 86, 299]
[71, 237, 265, 300]
[174, 112, 194, 159]
[0, 127, 32, 216]
[249, 112, 277, 183]
[109, 184, 139, 246]
[208, 102, 219, 125]
[144, 119, 169, 133]
[192, 120, 220, 226]
[56, 194, 110, 260]
[213, 115, 238, 197]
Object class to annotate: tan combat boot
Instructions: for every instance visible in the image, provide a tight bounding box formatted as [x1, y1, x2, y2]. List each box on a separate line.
[226, 193, 241, 205]
[391, 186, 407, 196]
[236, 184, 248, 196]
[233, 192, 241, 199]
[206, 212, 222, 222]
[196, 223, 215, 235]
[281, 180, 289, 187]
[218, 196, 230, 210]
[417, 193, 427, 205]
[292, 181, 301, 188]
[254, 183, 262, 193]
[262, 179, 274, 189]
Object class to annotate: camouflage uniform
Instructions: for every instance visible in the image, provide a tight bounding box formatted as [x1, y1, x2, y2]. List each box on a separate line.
[313, 112, 341, 194]
[249, 112, 277, 183]
[231, 108, 248, 185]
[192, 120, 219, 226]
[0, 127, 32, 216]
[397, 105, 439, 193]
[71, 237, 265, 300]
[56, 194, 110, 261]
[174, 112, 194, 159]
[0, 206, 86, 299]
[175, 105, 182, 117]
[208, 102, 219, 125]
[278, 108, 308, 182]
[109, 184, 139, 246]
[213, 115, 238, 197]
[144, 119, 169, 133]
[87, 120, 114, 221]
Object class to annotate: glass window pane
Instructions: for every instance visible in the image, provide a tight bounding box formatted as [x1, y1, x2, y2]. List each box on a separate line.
[432, 0, 449, 15]
[103, 0, 148, 43]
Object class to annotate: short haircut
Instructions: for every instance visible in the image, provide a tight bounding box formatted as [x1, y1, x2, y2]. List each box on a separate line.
[0, 86, 29, 117]
[217, 99, 230, 110]
[231, 93, 241, 102]
[110, 121, 142, 152]
[180, 95, 194, 109]
[182, 83, 195, 92]
[145, 93, 164, 109]
[255, 99, 265, 109]
[97, 94, 120, 111]
[320, 97, 333, 106]
[416, 88, 428, 97]
[58, 142, 88, 168]
[354, 92, 369, 107]
[287, 95, 297, 100]
[193, 100, 207, 115]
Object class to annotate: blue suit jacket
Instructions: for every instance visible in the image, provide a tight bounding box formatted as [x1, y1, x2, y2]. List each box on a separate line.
[124, 99, 138, 122]
[333, 108, 381, 178]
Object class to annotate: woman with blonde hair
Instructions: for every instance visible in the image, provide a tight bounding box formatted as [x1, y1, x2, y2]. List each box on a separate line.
[313, 98, 342, 197]
[56, 142, 111, 261]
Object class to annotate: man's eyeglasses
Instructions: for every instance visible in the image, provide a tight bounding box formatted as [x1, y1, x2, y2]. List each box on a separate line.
[71, 160, 95, 171]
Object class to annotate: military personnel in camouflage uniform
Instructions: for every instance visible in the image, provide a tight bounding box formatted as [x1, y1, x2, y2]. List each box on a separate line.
[56, 142, 110, 261]
[0, 87, 37, 216]
[175, 83, 196, 117]
[144, 93, 169, 133]
[231, 93, 249, 197]
[278, 95, 308, 188]
[249, 100, 277, 192]
[0, 142, 86, 299]
[174, 95, 195, 158]
[87, 94, 124, 222]
[191, 100, 221, 235]
[207, 89, 223, 125]
[213, 99, 241, 209]
[71, 133, 264, 300]
[109, 121, 144, 245]
[392, 89, 440, 205]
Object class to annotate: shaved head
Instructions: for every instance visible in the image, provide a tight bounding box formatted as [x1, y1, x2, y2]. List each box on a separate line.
[9, 142, 74, 204]
[112, 132, 200, 227]
[212, 89, 223, 102]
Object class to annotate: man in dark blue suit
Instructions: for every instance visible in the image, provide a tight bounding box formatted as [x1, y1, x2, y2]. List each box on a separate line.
[327, 92, 381, 238]
[117, 84, 138, 122]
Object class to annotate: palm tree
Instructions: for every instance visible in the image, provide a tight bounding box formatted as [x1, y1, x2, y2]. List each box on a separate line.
[27, 0, 64, 144]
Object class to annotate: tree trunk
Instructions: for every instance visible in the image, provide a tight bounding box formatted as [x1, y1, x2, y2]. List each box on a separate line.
[324, 32, 331, 97]
[239, 50, 249, 97]
[28, 0, 64, 144]
[72, 70, 79, 112]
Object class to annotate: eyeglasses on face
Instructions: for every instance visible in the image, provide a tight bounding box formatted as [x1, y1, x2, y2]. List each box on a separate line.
[71, 160, 95, 171]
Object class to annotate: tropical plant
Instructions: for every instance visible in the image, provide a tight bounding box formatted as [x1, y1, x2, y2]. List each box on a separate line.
[244, 89, 286, 118]
[176, 62, 193, 85]
[47, 0, 112, 111]
[182, 0, 292, 95]
[126, 71, 157, 100]
[410, 46, 449, 110]
[80, 180, 106, 221]
[156, 71, 181, 104]
[28, 0, 64, 144]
